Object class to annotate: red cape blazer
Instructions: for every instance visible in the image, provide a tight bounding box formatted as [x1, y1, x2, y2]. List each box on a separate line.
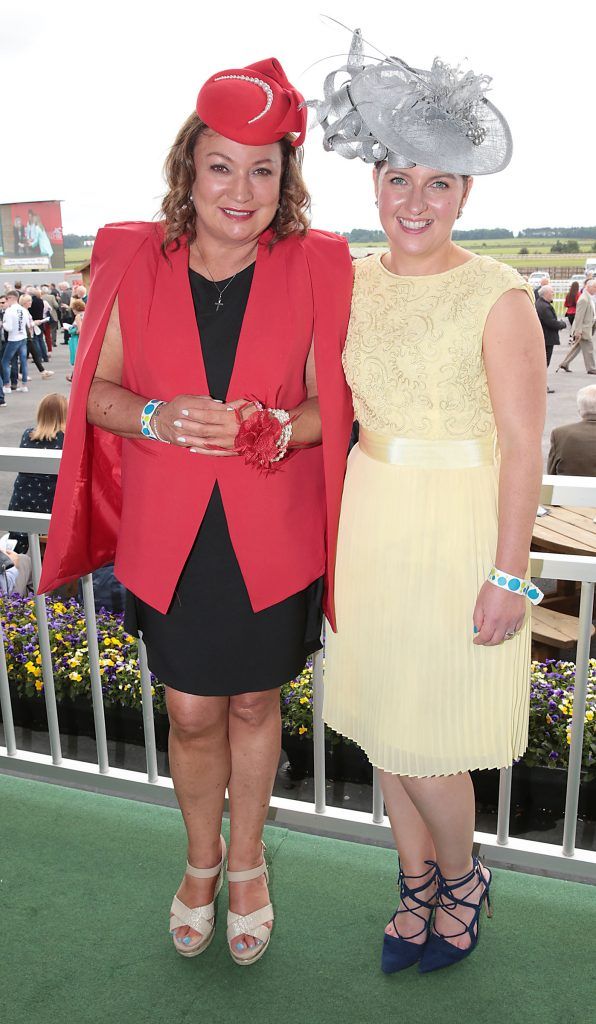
[38, 222, 354, 630]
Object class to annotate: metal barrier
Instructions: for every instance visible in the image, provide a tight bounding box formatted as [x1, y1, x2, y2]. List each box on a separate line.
[1, 448, 595, 881]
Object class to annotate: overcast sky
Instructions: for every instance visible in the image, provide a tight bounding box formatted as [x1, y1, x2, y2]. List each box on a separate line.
[1, 1, 590, 236]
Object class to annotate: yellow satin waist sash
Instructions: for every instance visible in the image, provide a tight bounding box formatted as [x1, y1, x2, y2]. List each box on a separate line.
[359, 429, 497, 468]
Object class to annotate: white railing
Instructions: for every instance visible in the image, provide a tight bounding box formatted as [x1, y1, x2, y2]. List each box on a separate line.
[0, 448, 595, 881]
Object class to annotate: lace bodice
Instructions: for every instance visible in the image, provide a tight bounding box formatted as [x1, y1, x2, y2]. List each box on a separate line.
[344, 253, 533, 439]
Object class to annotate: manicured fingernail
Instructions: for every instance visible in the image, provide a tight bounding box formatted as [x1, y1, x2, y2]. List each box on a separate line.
[473, 626, 479, 634]
[181, 409, 189, 416]
[173, 420, 182, 427]
[212, 398, 223, 404]
[177, 437, 186, 443]
[189, 448, 199, 453]
[235, 942, 246, 951]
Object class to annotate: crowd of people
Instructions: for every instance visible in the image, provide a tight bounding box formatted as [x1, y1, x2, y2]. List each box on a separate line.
[532, 272, 596, 391]
[0, 279, 87, 404]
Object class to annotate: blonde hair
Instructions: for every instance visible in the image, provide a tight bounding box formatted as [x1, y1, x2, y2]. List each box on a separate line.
[160, 113, 310, 253]
[19, 294, 32, 307]
[30, 393, 68, 442]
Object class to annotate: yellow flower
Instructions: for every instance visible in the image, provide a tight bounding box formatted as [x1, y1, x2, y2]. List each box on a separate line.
[290, 682, 298, 689]
[111, 638, 122, 648]
[54, 632, 63, 641]
[53, 602, 66, 615]
[586, 710, 594, 722]
[558, 704, 569, 715]
[298, 726, 308, 735]
[69, 671, 82, 682]
[125, 634, 135, 643]
[103, 638, 112, 646]
[35, 654, 42, 665]
[34, 680, 43, 692]
[299, 697, 308, 705]
[69, 658, 81, 668]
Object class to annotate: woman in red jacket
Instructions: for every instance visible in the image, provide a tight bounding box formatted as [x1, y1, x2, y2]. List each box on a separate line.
[39, 60, 353, 966]
[564, 280, 580, 327]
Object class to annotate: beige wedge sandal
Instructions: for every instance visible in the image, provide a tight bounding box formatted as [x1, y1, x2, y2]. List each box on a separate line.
[226, 852, 274, 966]
[169, 837, 226, 958]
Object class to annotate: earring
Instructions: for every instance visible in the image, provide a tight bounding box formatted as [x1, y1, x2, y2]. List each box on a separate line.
[457, 208, 464, 218]
[375, 199, 379, 208]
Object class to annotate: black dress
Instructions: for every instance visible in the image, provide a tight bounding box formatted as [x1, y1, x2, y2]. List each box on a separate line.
[125, 265, 322, 697]
[9, 429, 64, 553]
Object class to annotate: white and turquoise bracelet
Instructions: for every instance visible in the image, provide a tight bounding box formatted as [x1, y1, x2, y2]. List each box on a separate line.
[487, 567, 544, 605]
[140, 399, 168, 443]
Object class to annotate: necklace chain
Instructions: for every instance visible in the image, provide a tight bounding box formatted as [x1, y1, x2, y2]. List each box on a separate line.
[193, 239, 256, 312]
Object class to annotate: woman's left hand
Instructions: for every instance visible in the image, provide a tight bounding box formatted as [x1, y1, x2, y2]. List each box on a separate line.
[472, 581, 526, 646]
[181, 397, 255, 456]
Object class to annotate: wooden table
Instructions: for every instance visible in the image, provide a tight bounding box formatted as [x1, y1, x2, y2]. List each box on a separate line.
[532, 506, 596, 609]
[532, 506, 596, 558]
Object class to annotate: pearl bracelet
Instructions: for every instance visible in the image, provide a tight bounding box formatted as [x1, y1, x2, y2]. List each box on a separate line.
[267, 407, 293, 461]
[487, 567, 544, 605]
[252, 401, 293, 462]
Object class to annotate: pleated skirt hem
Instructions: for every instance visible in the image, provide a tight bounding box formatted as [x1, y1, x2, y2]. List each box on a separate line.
[323, 709, 529, 778]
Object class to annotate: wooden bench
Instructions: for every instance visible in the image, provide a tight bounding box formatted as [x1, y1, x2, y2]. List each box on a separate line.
[531, 605, 595, 661]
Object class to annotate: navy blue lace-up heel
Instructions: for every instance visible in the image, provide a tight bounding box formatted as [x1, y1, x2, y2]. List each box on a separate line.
[381, 861, 438, 974]
[418, 857, 492, 974]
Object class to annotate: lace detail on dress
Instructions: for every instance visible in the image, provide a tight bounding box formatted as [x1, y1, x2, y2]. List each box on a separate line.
[344, 254, 532, 440]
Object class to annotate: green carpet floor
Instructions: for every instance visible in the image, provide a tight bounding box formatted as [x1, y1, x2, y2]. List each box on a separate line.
[1, 775, 594, 1024]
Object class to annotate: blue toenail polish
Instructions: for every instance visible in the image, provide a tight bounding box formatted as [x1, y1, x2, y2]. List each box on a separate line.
[473, 626, 479, 634]
[182, 937, 192, 945]
[236, 942, 246, 951]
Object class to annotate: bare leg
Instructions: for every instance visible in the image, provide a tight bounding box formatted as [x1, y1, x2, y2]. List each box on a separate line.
[166, 688, 230, 944]
[380, 772, 437, 942]
[399, 772, 489, 950]
[227, 688, 281, 951]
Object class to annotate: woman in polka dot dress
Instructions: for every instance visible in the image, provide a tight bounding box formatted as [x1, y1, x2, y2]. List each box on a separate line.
[8, 393, 66, 553]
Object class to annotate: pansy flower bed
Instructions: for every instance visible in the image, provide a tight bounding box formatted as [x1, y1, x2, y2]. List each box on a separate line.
[1, 596, 595, 778]
[1, 594, 166, 715]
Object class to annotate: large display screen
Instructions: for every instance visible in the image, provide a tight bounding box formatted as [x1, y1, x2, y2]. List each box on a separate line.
[0, 200, 64, 270]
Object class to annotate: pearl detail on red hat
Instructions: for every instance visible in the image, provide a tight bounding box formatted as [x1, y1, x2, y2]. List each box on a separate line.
[214, 75, 273, 124]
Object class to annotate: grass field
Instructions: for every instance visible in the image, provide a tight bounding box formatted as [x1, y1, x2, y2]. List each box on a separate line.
[64, 239, 596, 274]
[350, 237, 596, 272]
[64, 246, 93, 268]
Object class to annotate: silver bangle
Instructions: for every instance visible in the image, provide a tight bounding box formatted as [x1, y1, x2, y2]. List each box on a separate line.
[149, 403, 170, 444]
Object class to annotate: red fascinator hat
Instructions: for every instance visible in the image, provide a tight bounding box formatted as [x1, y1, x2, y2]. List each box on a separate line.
[196, 57, 307, 147]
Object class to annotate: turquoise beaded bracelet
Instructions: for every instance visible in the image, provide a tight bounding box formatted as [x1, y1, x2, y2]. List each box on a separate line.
[487, 567, 544, 605]
[140, 399, 167, 442]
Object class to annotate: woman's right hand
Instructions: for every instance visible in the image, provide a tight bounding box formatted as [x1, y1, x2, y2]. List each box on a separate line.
[153, 395, 249, 456]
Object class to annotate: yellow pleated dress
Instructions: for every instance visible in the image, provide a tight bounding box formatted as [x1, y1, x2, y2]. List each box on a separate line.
[323, 253, 535, 778]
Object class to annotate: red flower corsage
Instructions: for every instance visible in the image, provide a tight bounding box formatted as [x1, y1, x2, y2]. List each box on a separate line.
[233, 401, 293, 472]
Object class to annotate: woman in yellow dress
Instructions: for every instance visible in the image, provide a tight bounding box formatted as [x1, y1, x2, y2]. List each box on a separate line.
[312, 31, 546, 973]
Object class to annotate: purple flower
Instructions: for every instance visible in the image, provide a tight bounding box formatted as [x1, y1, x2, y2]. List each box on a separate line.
[549, 751, 559, 760]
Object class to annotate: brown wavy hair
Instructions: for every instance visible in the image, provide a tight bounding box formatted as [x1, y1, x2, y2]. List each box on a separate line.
[160, 113, 310, 253]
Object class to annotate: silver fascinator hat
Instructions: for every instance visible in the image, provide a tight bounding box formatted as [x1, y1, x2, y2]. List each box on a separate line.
[308, 27, 513, 175]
